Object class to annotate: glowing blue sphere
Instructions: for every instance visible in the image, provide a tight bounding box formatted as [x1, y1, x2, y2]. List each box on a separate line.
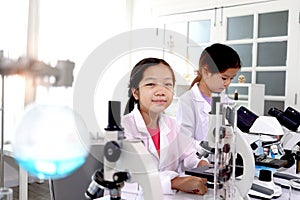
[12, 104, 90, 180]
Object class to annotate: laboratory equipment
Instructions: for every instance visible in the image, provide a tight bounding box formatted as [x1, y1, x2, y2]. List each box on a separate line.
[236, 106, 287, 166]
[236, 105, 258, 133]
[268, 106, 300, 168]
[268, 107, 300, 132]
[279, 128, 300, 172]
[0, 56, 75, 87]
[257, 106, 300, 172]
[248, 115, 285, 160]
[187, 97, 255, 200]
[248, 169, 282, 199]
[85, 101, 163, 200]
[289, 179, 300, 199]
[0, 54, 75, 187]
[12, 104, 90, 180]
[273, 172, 300, 189]
[281, 131, 300, 152]
[254, 154, 287, 169]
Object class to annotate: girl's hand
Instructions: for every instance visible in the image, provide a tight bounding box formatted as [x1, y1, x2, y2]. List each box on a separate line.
[171, 176, 208, 195]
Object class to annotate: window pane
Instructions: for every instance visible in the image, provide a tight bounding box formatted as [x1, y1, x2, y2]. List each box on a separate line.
[258, 11, 288, 38]
[227, 15, 253, 40]
[188, 20, 211, 43]
[257, 42, 287, 66]
[230, 44, 252, 68]
[256, 71, 286, 96]
[264, 100, 285, 115]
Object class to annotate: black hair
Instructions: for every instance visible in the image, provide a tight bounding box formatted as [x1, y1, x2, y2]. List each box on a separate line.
[190, 43, 241, 88]
[124, 57, 175, 115]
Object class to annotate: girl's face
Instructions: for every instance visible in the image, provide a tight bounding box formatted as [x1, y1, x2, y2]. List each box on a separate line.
[203, 67, 239, 93]
[132, 63, 174, 115]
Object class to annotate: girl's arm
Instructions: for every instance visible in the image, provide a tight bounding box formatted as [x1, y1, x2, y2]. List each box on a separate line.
[171, 176, 207, 195]
[171, 159, 209, 195]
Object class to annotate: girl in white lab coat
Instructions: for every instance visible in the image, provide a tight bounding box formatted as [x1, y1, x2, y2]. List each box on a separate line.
[176, 43, 241, 147]
[122, 57, 209, 195]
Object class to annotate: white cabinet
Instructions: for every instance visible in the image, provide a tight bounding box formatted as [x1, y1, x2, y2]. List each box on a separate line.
[227, 83, 265, 115]
[156, 0, 300, 114]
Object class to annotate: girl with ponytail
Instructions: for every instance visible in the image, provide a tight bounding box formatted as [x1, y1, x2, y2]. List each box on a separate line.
[177, 43, 241, 147]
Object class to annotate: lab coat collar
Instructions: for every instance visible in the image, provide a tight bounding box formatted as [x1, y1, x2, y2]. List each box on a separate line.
[132, 108, 149, 136]
[191, 83, 204, 102]
[132, 107, 170, 136]
[191, 83, 211, 113]
[131, 107, 171, 159]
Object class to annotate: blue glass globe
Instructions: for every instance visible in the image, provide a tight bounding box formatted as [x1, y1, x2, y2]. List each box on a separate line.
[12, 104, 90, 180]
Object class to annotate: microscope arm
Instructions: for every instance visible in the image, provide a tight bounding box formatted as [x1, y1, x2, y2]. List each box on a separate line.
[235, 129, 255, 199]
[281, 131, 300, 150]
[114, 139, 164, 200]
[86, 138, 164, 200]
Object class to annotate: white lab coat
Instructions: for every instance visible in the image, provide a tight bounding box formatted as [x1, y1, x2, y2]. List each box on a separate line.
[121, 107, 200, 195]
[176, 83, 231, 147]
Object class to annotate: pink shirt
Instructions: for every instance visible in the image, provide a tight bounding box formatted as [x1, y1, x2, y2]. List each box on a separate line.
[147, 127, 160, 154]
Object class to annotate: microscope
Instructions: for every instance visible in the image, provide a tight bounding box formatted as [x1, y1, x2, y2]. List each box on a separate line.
[269, 107, 300, 153]
[238, 106, 300, 170]
[186, 96, 255, 200]
[270, 107, 300, 171]
[85, 101, 163, 200]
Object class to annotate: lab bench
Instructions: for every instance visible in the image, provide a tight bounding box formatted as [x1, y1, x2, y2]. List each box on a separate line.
[4, 141, 300, 200]
[97, 165, 300, 200]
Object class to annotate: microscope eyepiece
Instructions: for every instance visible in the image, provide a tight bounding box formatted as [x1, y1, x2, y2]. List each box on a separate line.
[268, 107, 299, 132]
[105, 101, 123, 131]
[237, 106, 258, 133]
[209, 94, 220, 115]
[285, 107, 300, 126]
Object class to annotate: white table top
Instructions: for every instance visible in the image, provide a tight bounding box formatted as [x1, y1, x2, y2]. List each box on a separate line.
[98, 190, 213, 200]
[96, 165, 300, 200]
